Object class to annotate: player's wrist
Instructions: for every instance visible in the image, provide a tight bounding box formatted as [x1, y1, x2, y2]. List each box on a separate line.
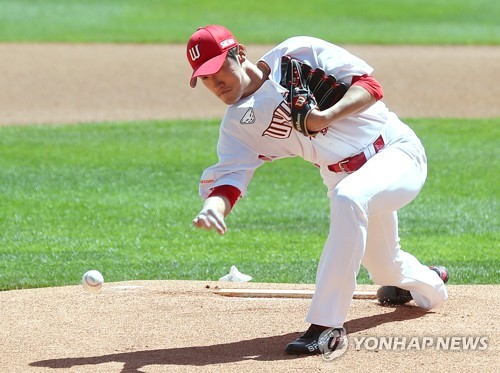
[202, 196, 230, 217]
[306, 109, 328, 133]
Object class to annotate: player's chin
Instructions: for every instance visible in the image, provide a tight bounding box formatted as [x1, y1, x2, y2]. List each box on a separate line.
[218, 91, 239, 105]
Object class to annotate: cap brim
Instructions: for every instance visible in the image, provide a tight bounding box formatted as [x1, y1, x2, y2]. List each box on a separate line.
[189, 51, 229, 88]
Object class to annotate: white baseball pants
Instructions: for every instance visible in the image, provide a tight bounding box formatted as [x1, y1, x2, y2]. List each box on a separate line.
[307, 127, 448, 328]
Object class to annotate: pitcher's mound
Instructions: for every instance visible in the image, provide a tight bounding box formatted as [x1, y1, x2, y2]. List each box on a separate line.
[1, 280, 497, 372]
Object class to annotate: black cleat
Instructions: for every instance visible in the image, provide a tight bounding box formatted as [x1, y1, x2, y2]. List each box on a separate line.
[285, 324, 346, 355]
[376, 286, 413, 305]
[377, 265, 449, 306]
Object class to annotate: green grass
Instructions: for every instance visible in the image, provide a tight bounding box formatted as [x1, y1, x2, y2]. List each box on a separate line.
[0, 119, 498, 290]
[0, 0, 499, 44]
[402, 119, 499, 284]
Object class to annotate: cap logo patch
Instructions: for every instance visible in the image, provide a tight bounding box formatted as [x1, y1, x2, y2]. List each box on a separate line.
[188, 44, 201, 61]
[220, 38, 235, 49]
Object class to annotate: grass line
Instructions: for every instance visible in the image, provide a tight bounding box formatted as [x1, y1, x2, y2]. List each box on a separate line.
[0, 119, 498, 289]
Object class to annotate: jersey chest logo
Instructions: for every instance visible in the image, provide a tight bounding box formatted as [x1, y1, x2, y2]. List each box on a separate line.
[262, 101, 292, 139]
[240, 108, 256, 124]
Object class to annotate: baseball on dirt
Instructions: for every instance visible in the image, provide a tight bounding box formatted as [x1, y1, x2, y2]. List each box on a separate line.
[82, 270, 104, 292]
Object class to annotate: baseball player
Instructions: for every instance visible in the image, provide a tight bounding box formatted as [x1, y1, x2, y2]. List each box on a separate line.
[187, 25, 449, 355]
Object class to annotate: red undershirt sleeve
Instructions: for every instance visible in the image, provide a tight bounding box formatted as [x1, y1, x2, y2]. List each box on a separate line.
[208, 185, 242, 210]
[351, 74, 384, 101]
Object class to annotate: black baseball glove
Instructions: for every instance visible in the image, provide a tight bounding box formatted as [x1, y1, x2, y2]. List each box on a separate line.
[280, 56, 348, 137]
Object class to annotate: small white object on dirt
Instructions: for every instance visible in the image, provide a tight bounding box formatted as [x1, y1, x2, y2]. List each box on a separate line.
[219, 265, 252, 282]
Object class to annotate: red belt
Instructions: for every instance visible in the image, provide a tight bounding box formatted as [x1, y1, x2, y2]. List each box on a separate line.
[328, 135, 385, 174]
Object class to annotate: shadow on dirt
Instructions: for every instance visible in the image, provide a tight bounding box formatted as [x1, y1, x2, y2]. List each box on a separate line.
[30, 306, 427, 372]
[345, 304, 429, 334]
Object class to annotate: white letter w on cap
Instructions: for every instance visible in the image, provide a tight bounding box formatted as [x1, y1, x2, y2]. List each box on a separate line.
[189, 44, 201, 61]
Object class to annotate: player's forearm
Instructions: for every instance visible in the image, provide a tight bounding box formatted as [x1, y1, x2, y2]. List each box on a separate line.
[306, 86, 376, 133]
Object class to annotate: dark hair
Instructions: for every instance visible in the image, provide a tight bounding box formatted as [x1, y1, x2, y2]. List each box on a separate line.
[226, 46, 239, 60]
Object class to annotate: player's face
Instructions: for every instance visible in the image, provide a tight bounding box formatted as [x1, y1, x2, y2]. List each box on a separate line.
[200, 56, 248, 105]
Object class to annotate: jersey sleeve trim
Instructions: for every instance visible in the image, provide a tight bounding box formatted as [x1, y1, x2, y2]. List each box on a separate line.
[208, 184, 242, 209]
[351, 74, 384, 101]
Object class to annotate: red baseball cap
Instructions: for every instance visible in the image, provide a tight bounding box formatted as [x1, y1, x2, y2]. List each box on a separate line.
[187, 25, 239, 88]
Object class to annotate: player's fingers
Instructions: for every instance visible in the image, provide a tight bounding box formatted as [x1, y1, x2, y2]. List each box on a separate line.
[192, 214, 210, 230]
[206, 213, 227, 235]
[192, 211, 227, 235]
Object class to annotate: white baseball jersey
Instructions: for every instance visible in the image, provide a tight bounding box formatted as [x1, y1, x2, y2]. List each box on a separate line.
[199, 36, 392, 199]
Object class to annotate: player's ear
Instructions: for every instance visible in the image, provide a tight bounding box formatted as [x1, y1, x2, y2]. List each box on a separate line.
[237, 45, 247, 62]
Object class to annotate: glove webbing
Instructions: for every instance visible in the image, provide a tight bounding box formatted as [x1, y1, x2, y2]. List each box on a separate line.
[280, 56, 348, 111]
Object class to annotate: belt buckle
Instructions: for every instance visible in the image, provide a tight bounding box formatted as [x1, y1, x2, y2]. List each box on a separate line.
[338, 160, 352, 174]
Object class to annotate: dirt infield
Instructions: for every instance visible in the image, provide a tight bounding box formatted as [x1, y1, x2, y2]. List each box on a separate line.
[1, 281, 498, 372]
[0, 44, 499, 126]
[0, 44, 499, 372]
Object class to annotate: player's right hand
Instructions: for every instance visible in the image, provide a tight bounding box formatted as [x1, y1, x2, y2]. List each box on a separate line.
[192, 207, 227, 235]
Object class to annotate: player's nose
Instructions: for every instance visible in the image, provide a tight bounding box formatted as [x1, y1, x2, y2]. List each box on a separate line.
[202, 74, 223, 88]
